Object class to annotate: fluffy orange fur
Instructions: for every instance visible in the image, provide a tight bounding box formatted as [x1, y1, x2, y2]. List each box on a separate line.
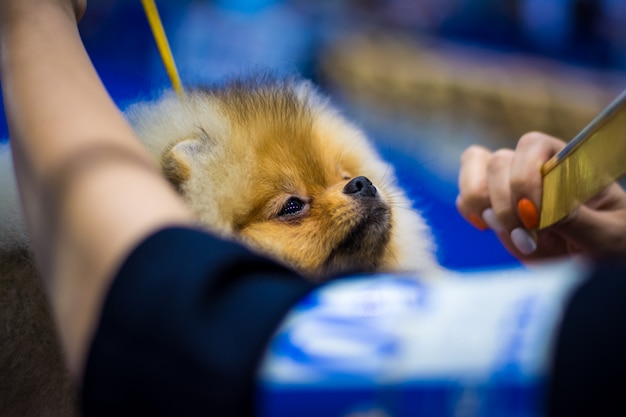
[128, 76, 441, 279]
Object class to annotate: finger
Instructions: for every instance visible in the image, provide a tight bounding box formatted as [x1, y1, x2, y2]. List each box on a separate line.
[509, 132, 567, 229]
[456, 195, 488, 231]
[482, 149, 539, 255]
[457, 145, 492, 230]
[551, 184, 626, 256]
[461, 145, 548, 257]
[486, 148, 518, 233]
[584, 182, 626, 212]
[483, 210, 539, 258]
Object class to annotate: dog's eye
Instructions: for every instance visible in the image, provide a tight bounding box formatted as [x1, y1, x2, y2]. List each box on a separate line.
[279, 197, 305, 217]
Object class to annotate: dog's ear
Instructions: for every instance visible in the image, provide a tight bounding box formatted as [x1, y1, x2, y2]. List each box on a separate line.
[161, 136, 207, 191]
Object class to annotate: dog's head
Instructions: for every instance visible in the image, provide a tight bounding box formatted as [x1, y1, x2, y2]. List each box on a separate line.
[127, 77, 440, 280]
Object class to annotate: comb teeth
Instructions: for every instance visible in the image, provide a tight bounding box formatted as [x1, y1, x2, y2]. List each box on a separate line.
[540, 100, 626, 229]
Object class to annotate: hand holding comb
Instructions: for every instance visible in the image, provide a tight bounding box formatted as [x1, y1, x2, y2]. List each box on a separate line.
[539, 88, 626, 229]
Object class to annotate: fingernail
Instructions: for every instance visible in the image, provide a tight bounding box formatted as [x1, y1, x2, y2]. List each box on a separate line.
[468, 213, 488, 231]
[517, 198, 539, 229]
[511, 227, 537, 255]
[482, 208, 505, 233]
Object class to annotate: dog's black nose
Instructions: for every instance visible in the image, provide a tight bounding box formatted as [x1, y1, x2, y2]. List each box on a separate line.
[343, 176, 377, 197]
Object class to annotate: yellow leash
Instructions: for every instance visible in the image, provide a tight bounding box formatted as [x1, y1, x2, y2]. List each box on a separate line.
[140, 0, 185, 98]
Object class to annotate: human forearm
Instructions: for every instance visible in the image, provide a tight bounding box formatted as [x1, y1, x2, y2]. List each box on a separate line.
[0, 4, 141, 179]
[0, 3, 192, 377]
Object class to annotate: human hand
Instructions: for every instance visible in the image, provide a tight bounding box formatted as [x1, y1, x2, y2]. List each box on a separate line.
[456, 131, 626, 262]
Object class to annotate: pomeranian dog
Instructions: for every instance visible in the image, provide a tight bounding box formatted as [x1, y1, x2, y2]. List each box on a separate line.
[126, 76, 441, 279]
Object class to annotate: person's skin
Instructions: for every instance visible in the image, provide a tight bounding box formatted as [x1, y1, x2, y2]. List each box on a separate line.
[457, 131, 626, 262]
[0, 0, 193, 379]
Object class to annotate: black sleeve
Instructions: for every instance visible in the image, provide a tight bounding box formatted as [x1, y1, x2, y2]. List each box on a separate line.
[81, 227, 317, 417]
[547, 262, 626, 417]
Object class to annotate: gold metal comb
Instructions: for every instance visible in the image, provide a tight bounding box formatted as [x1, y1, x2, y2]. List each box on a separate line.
[540, 88, 626, 229]
[141, 0, 185, 98]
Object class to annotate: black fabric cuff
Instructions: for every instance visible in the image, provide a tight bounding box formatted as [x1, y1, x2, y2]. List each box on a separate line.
[82, 227, 317, 417]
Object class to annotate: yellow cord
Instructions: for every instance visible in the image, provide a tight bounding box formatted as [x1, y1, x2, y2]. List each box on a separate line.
[141, 0, 184, 98]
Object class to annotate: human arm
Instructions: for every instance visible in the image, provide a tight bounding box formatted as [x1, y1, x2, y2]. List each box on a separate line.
[456, 131, 626, 261]
[0, 1, 193, 377]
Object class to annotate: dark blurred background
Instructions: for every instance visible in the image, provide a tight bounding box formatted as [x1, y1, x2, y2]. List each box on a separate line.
[2, 0, 626, 270]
